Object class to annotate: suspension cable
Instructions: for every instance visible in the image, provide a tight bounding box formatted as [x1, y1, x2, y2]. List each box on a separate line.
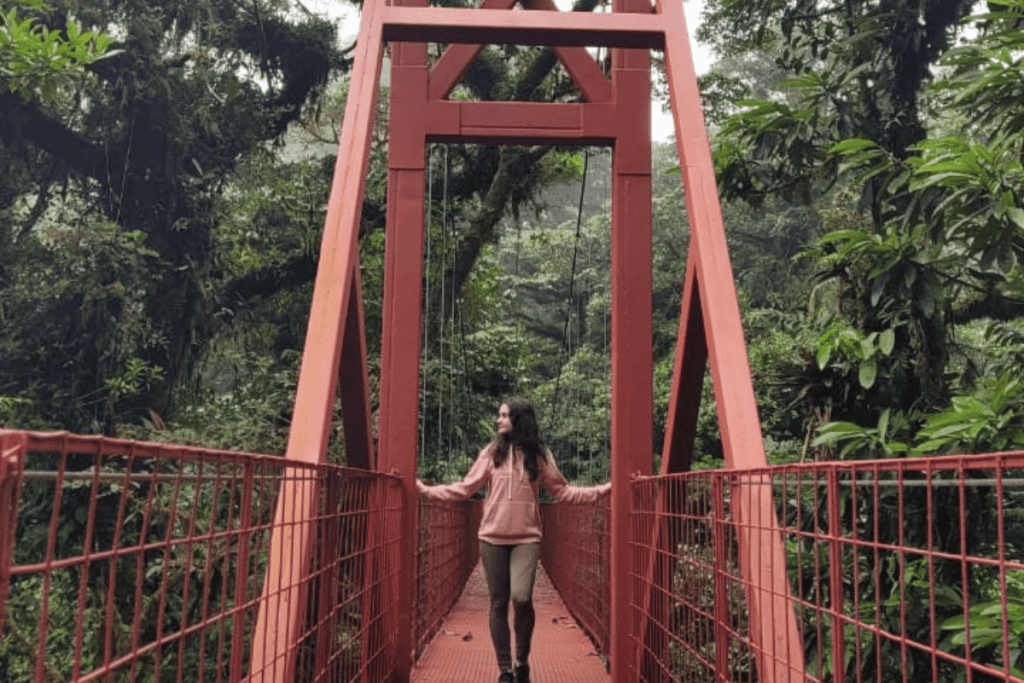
[420, 145, 434, 467]
[443, 145, 455, 472]
[550, 148, 590, 423]
[437, 148, 446, 471]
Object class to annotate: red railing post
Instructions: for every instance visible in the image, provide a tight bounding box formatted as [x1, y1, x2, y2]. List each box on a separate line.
[231, 459, 256, 681]
[826, 469, 846, 683]
[248, 467, 319, 682]
[635, 477, 672, 683]
[732, 471, 805, 683]
[0, 430, 27, 638]
[712, 475, 730, 681]
[377, 1, 429, 674]
[310, 469, 341, 679]
[361, 473, 400, 682]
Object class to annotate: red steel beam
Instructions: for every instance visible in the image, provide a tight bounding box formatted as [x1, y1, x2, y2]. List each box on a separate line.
[657, 0, 806, 678]
[520, 0, 613, 104]
[608, 9, 652, 679]
[339, 263, 376, 470]
[0, 432, 26, 639]
[660, 250, 707, 475]
[659, 0, 763, 469]
[246, 0, 387, 675]
[424, 100, 621, 145]
[427, 0, 612, 103]
[377, 30, 429, 682]
[426, 0, 515, 100]
[381, 6, 664, 48]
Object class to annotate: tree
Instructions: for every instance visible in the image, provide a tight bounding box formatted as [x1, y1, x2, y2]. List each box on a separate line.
[0, 0, 347, 431]
[700, 0, 983, 442]
[809, 0, 1024, 455]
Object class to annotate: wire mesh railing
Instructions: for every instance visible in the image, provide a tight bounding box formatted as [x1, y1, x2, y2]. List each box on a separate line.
[414, 496, 481, 656]
[0, 430, 403, 683]
[630, 453, 1024, 683]
[7, 427, 1024, 683]
[541, 497, 611, 658]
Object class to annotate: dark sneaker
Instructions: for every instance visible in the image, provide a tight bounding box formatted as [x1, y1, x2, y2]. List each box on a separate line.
[514, 663, 530, 683]
[497, 670, 515, 683]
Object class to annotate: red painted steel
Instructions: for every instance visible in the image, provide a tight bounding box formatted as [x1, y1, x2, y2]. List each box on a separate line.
[378, 23, 429, 683]
[263, 0, 785, 675]
[373, 0, 662, 678]
[6, 429, 1024, 682]
[427, 0, 613, 103]
[652, 0, 805, 679]
[609, 82, 654, 683]
[339, 265, 376, 471]
[246, 0, 388, 671]
[659, 256, 707, 475]
[0, 431, 26, 640]
[415, 498, 482, 657]
[630, 454, 1024, 682]
[380, 5, 666, 48]
[0, 430, 402, 683]
[541, 499, 612, 656]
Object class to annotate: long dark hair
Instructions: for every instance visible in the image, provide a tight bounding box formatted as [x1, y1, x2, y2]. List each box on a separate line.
[491, 396, 547, 481]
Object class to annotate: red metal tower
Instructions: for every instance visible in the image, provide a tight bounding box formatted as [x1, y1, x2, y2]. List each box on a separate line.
[248, 0, 803, 682]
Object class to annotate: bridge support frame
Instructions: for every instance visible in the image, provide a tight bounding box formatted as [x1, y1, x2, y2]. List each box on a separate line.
[249, 1, 807, 682]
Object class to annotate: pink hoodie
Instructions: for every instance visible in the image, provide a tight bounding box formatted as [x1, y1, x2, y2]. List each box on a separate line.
[417, 445, 611, 545]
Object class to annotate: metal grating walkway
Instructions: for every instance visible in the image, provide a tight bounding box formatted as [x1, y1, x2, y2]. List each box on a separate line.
[412, 561, 610, 683]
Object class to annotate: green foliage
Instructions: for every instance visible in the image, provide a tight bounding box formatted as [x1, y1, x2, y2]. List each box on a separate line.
[833, 133, 1024, 277]
[938, 0, 1024, 144]
[940, 570, 1024, 680]
[0, 218, 166, 432]
[916, 371, 1024, 455]
[790, 0, 1024, 456]
[704, 0, 1014, 452]
[119, 351, 298, 454]
[813, 321, 896, 391]
[0, 0, 113, 101]
[811, 366, 1024, 458]
[0, 571, 109, 680]
[811, 408, 915, 459]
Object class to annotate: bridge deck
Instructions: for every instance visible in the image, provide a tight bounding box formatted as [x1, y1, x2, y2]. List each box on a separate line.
[412, 561, 610, 683]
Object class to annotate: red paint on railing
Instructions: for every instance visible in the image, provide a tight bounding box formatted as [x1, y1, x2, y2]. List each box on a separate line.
[5, 429, 1024, 683]
[630, 454, 1024, 682]
[415, 496, 481, 656]
[541, 498, 611, 658]
[0, 430, 403, 683]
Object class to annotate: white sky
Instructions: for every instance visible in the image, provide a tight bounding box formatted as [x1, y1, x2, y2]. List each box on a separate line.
[312, 0, 709, 141]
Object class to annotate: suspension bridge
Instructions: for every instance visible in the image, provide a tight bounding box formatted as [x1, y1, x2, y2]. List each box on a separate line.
[2, 0, 1023, 681]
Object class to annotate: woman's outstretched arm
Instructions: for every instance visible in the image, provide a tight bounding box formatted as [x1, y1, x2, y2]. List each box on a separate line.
[417, 447, 491, 501]
[538, 451, 611, 503]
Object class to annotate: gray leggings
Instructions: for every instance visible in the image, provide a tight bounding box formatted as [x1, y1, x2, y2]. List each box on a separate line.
[479, 541, 541, 670]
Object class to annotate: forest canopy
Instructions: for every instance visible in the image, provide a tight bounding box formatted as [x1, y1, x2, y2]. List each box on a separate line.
[1, 0, 1024, 473]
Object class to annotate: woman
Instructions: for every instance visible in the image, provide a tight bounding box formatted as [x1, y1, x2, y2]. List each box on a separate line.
[417, 396, 611, 683]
